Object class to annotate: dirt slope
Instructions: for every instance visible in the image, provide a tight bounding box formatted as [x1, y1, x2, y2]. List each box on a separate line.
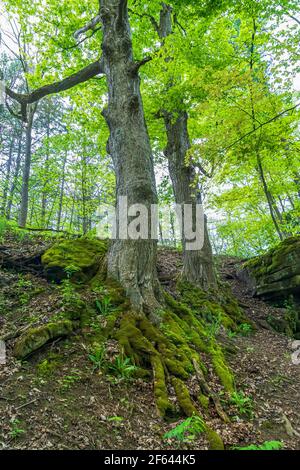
[1, 241, 299, 450]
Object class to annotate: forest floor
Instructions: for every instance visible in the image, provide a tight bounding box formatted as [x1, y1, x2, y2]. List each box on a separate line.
[0, 234, 300, 450]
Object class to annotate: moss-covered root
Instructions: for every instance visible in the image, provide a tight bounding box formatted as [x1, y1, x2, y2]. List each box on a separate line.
[151, 354, 174, 418]
[172, 377, 224, 450]
[206, 428, 225, 451]
[14, 320, 75, 359]
[192, 358, 230, 423]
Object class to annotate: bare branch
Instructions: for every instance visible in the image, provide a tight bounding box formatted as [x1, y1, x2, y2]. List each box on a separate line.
[4, 59, 104, 120]
[74, 14, 101, 39]
[130, 56, 152, 75]
[128, 8, 160, 36]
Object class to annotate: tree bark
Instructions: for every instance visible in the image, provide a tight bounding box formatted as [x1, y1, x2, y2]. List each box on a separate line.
[1, 134, 15, 216]
[41, 109, 51, 228]
[164, 112, 216, 288]
[18, 104, 36, 227]
[155, 3, 216, 288]
[6, 128, 23, 220]
[100, 0, 160, 314]
[57, 152, 67, 231]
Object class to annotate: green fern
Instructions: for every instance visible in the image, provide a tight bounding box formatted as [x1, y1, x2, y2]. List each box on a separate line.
[233, 440, 283, 450]
[163, 415, 205, 442]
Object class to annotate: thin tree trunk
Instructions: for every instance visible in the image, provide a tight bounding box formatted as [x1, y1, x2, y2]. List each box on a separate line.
[6, 128, 23, 220]
[101, 0, 160, 314]
[1, 134, 15, 216]
[57, 152, 67, 231]
[81, 153, 89, 234]
[18, 104, 36, 227]
[41, 109, 50, 228]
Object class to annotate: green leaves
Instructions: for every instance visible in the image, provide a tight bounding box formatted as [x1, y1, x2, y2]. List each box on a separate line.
[233, 440, 283, 450]
[163, 415, 205, 442]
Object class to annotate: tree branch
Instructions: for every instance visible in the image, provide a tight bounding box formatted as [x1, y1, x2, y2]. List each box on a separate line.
[221, 103, 300, 153]
[74, 14, 102, 39]
[130, 56, 152, 75]
[128, 8, 160, 36]
[4, 59, 104, 119]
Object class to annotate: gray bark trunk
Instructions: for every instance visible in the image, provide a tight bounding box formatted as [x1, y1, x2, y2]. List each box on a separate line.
[164, 112, 216, 288]
[18, 104, 36, 227]
[6, 128, 23, 220]
[101, 0, 160, 313]
[157, 3, 216, 288]
[41, 111, 51, 228]
[1, 134, 15, 216]
[57, 152, 67, 231]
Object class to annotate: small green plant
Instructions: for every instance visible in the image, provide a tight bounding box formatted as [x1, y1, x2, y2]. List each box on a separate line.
[88, 344, 106, 371]
[9, 419, 26, 439]
[229, 391, 254, 418]
[92, 284, 107, 295]
[163, 415, 205, 442]
[95, 295, 116, 316]
[227, 330, 237, 339]
[233, 440, 283, 450]
[237, 323, 253, 336]
[283, 296, 298, 333]
[64, 264, 81, 279]
[59, 279, 82, 309]
[207, 315, 222, 338]
[59, 370, 81, 391]
[108, 416, 124, 422]
[89, 318, 102, 333]
[108, 354, 137, 380]
[17, 277, 32, 289]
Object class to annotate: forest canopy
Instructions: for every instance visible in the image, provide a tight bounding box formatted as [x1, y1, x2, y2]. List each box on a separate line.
[0, 0, 299, 256]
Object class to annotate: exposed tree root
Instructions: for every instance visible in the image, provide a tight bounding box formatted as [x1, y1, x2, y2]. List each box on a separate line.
[12, 269, 249, 450]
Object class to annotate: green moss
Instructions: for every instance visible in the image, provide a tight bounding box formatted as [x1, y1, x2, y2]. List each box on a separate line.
[115, 313, 156, 362]
[172, 377, 198, 416]
[42, 238, 108, 283]
[168, 280, 247, 331]
[243, 236, 300, 299]
[206, 428, 224, 450]
[198, 393, 210, 410]
[151, 354, 174, 417]
[37, 353, 62, 376]
[14, 320, 74, 359]
[244, 236, 300, 279]
[172, 377, 224, 450]
[210, 347, 235, 393]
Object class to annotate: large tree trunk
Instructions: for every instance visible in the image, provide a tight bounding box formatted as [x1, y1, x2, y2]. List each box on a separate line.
[164, 112, 216, 288]
[100, 0, 160, 314]
[18, 104, 36, 227]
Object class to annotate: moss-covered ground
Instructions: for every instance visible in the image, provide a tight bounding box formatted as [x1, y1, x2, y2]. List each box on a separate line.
[2, 232, 299, 449]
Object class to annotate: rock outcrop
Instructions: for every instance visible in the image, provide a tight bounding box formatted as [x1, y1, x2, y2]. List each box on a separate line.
[41, 238, 108, 283]
[14, 320, 74, 359]
[241, 236, 300, 300]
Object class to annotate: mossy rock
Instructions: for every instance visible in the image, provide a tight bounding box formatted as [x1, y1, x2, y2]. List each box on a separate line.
[241, 236, 300, 300]
[14, 320, 74, 359]
[41, 238, 108, 283]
